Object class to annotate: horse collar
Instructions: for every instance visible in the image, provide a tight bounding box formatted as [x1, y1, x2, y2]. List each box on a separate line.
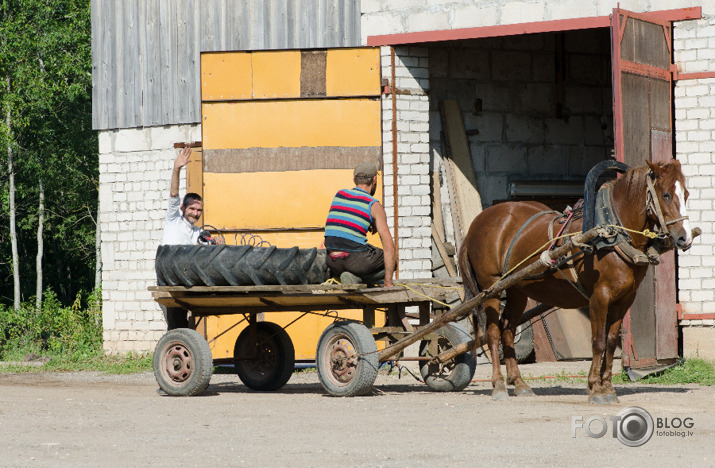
[594, 185, 659, 266]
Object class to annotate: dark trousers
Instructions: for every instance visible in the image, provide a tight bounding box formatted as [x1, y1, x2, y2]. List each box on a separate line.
[326, 244, 385, 279]
[161, 305, 189, 330]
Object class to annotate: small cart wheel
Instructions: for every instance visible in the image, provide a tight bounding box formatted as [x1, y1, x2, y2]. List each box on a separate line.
[234, 322, 295, 391]
[419, 322, 476, 392]
[316, 321, 378, 397]
[154, 328, 214, 396]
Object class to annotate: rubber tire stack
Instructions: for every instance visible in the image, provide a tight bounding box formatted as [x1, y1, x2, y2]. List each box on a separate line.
[155, 245, 328, 287]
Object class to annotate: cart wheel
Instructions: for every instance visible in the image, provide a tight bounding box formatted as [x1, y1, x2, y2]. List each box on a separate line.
[419, 322, 476, 392]
[316, 321, 378, 397]
[234, 322, 295, 391]
[153, 328, 214, 396]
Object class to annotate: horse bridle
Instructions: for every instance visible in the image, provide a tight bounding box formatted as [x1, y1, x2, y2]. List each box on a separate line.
[645, 172, 688, 239]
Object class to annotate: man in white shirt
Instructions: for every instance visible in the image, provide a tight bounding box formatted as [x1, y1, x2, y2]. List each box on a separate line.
[160, 147, 224, 330]
[162, 147, 204, 245]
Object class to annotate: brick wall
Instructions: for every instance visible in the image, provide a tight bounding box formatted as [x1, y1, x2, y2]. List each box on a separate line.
[428, 29, 612, 210]
[673, 13, 715, 352]
[381, 46, 433, 279]
[99, 125, 201, 353]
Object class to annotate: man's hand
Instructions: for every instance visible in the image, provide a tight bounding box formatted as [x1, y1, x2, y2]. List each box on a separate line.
[175, 147, 191, 170]
[170, 147, 192, 197]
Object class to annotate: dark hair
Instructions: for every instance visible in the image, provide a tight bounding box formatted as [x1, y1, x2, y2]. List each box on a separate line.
[354, 174, 375, 185]
[182, 192, 203, 207]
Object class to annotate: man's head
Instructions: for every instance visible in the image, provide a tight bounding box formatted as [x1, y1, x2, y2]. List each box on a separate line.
[181, 192, 203, 225]
[354, 161, 379, 195]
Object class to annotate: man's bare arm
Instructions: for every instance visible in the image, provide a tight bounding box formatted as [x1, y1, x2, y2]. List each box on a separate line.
[371, 202, 396, 287]
[170, 148, 191, 198]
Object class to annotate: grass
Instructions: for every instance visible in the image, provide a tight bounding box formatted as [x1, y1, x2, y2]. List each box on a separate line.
[613, 358, 715, 386]
[0, 351, 153, 374]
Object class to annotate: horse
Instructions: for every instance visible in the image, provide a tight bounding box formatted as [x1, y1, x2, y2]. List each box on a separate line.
[458, 160, 693, 404]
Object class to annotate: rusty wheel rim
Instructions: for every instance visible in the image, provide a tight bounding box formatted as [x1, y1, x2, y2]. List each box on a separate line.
[162, 342, 194, 384]
[323, 333, 358, 387]
[424, 335, 456, 379]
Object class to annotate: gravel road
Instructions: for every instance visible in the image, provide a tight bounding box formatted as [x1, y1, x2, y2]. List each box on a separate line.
[0, 360, 712, 468]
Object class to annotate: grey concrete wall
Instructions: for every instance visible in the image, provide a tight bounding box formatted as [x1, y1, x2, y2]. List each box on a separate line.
[428, 28, 613, 209]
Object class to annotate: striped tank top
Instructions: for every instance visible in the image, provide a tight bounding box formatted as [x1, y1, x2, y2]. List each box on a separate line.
[324, 187, 377, 246]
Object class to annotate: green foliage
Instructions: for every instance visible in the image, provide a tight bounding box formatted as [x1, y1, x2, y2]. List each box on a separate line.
[1, 0, 97, 305]
[613, 359, 715, 386]
[0, 289, 102, 360]
[0, 290, 152, 374]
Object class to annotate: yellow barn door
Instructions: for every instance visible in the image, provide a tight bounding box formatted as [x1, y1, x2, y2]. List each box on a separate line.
[198, 47, 383, 361]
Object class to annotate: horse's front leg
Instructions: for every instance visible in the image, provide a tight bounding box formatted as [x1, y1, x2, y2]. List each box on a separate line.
[600, 297, 632, 400]
[501, 290, 534, 397]
[483, 298, 508, 400]
[587, 289, 612, 404]
[599, 317, 625, 402]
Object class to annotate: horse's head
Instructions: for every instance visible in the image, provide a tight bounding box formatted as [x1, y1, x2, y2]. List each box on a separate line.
[645, 160, 693, 250]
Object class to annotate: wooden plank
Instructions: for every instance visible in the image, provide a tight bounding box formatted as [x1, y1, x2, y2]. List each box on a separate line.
[439, 100, 483, 250]
[202, 99, 381, 149]
[325, 48, 381, 97]
[203, 147, 382, 173]
[432, 223, 458, 279]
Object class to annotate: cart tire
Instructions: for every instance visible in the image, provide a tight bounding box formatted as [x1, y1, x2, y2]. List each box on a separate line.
[234, 322, 295, 391]
[419, 323, 476, 392]
[153, 329, 213, 396]
[316, 321, 378, 397]
[155, 245, 328, 287]
[498, 322, 535, 364]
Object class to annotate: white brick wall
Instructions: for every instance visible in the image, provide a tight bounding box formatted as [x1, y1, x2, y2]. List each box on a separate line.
[361, 0, 711, 42]
[381, 46, 433, 280]
[99, 124, 201, 354]
[674, 14, 715, 321]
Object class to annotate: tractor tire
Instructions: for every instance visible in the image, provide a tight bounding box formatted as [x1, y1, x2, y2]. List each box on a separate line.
[155, 245, 328, 287]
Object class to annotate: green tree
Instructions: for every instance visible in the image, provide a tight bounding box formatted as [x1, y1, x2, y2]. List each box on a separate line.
[0, 0, 96, 307]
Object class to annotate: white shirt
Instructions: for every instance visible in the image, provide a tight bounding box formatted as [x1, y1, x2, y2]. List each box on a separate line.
[161, 196, 200, 245]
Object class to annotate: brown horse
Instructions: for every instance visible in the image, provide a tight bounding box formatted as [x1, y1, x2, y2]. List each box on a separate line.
[458, 160, 693, 404]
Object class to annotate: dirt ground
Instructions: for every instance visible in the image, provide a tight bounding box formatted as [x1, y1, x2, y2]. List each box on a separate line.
[0, 359, 713, 468]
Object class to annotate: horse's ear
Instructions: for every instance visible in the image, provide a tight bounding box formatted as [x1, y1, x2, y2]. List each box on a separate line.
[645, 160, 663, 178]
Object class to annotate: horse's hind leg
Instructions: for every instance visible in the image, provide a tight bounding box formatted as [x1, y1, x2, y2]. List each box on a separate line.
[483, 297, 509, 400]
[501, 289, 535, 397]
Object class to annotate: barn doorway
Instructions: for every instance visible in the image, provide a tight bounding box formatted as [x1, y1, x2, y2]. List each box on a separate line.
[419, 10, 677, 373]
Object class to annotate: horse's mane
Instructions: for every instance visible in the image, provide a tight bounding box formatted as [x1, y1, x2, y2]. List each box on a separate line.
[610, 161, 681, 200]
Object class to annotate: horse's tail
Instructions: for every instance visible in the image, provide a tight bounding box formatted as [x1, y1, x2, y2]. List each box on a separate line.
[458, 241, 479, 301]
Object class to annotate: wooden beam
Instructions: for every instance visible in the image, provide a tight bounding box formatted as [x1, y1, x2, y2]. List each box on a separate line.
[440, 100, 482, 250]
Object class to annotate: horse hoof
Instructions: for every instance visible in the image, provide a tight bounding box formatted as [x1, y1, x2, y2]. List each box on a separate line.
[589, 394, 616, 405]
[492, 389, 509, 401]
[514, 387, 536, 397]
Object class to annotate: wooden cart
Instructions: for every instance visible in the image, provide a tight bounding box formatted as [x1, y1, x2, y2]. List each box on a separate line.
[150, 278, 475, 397]
[150, 228, 604, 397]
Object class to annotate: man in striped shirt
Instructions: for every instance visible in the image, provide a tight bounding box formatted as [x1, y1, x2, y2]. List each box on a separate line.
[324, 162, 396, 287]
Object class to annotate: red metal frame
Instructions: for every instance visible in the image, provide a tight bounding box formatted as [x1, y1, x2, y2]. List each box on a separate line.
[366, 7, 701, 46]
[677, 304, 715, 321]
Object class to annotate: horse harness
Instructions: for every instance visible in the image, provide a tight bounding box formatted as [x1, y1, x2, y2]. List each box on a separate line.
[501, 172, 687, 300]
[502, 202, 590, 300]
